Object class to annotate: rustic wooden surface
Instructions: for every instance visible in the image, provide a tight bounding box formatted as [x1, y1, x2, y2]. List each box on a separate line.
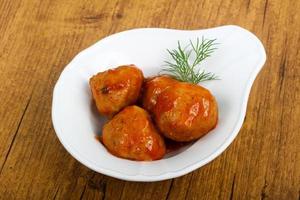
[0, 0, 299, 199]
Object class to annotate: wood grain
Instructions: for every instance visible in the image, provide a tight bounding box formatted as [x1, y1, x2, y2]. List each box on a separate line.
[0, 0, 299, 199]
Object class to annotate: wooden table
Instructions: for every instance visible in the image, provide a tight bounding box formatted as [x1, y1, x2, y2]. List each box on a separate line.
[0, 0, 299, 199]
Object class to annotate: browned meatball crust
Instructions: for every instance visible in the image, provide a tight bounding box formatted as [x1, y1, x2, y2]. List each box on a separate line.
[102, 106, 166, 161]
[89, 65, 144, 117]
[153, 82, 218, 142]
[142, 76, 178, 112]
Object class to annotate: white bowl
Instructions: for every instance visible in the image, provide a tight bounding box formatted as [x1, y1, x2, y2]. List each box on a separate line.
[52, 25, 266, 182]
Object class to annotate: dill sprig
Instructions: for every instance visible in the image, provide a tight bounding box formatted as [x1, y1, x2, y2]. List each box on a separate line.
[162, 37, 219, 84]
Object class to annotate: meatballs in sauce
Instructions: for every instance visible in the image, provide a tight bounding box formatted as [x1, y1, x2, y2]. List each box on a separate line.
[102, 106, 166, 161]
[90, 65, 218, 161]
[89, 65, 143, 117]
[152, 82, 218, 142]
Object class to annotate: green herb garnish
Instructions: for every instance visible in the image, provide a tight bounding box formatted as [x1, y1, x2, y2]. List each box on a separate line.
[162, 37, 219, 84]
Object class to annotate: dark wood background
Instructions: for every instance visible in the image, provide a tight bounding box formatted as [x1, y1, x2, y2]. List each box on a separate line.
[0, 0, 299, 199]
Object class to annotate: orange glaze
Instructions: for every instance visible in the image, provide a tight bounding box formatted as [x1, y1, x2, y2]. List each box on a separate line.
[89, 65, 144, 117]
[97, 126, 190, 154]
[102, 106, 166, 161]
[153, 82, 218, 142]
[142, 76, 178, 112]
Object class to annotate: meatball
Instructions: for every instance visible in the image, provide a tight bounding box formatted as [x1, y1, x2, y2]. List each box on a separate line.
[89, 65, 143, 117]
[142, 76, 178, 112]
[102, 106, 166, 161]
[153, 82, 218, 142]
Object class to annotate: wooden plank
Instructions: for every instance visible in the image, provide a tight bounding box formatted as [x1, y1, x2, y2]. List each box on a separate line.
[0, 0, 299, 199]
